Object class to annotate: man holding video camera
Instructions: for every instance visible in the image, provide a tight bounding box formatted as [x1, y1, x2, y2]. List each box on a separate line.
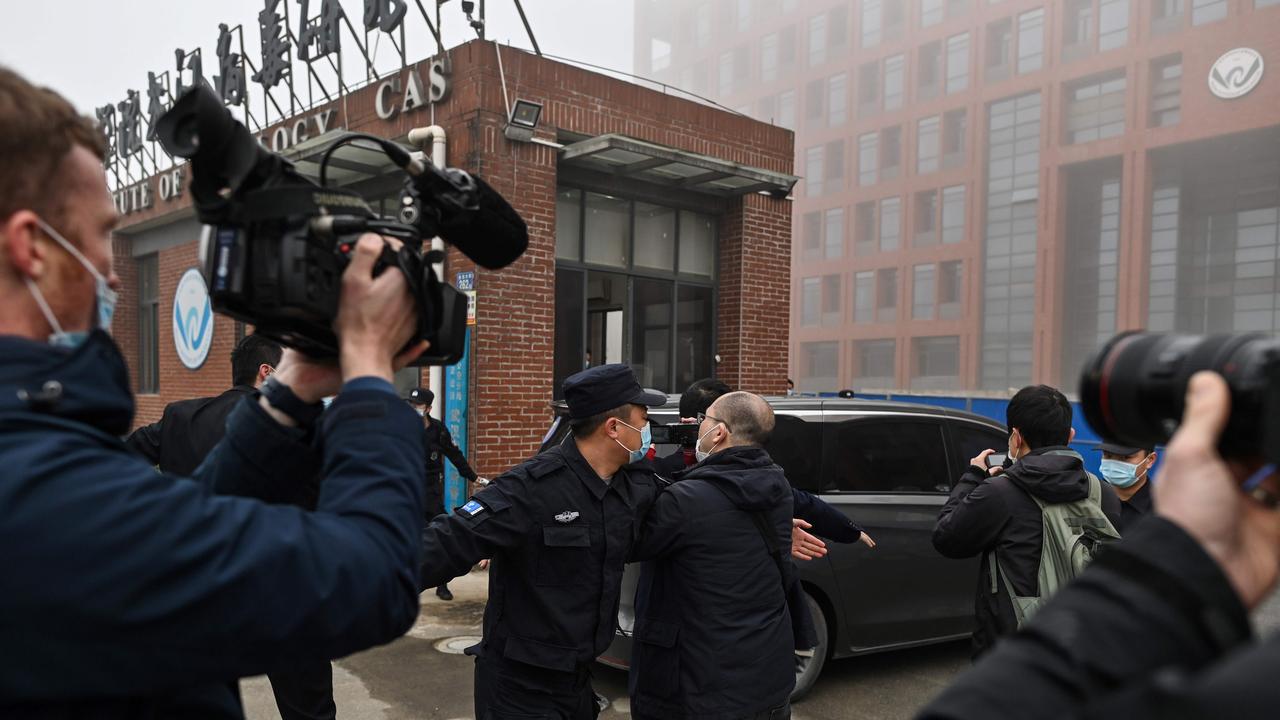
[0, 67, 431, 717]
[920, 371, 1280, 719]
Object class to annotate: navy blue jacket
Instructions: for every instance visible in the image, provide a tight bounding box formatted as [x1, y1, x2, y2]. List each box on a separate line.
[0, 332, 425, 718]
[629, 446, 797, 720]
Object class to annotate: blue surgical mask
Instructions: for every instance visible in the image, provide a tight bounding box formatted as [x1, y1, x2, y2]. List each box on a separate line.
[615, 419, 651, 464]
[1100, 458, 1148, 489]
[24, 217, 118, 348]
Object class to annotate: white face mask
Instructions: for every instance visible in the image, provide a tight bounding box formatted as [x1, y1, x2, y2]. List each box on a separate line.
[415, 406, 426, 417]
[695, 423, 724, 463]
[23, 216, 117, 348]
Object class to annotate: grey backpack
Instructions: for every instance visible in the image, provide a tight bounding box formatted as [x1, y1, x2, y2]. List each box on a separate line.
[990, 460, 1120, 627]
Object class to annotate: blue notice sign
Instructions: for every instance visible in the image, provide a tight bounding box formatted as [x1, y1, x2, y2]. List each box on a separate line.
[443, 328, 471, 513]
[455, 271, 475, 291]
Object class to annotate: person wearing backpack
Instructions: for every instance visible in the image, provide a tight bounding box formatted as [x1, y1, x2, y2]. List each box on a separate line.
[932, 385, 1122, 658]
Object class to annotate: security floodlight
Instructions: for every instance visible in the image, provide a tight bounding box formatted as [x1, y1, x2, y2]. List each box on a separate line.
[504, 99, 543, 142]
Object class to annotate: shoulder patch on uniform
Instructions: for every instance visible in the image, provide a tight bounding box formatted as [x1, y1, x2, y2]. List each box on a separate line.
[461, 500, 485, 517]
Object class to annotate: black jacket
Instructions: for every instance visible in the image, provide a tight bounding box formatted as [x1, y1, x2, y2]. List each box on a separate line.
[628, 447, 797, 720]
[419, 439, 662, 673]
[0, 331, 426, 718]
[1119, 479, 1154, 533]
[932, 447, 1122, 657]
[422, 416, 475, 517]
[918, 516, 1255, 719]
[127, 385, 255, 477]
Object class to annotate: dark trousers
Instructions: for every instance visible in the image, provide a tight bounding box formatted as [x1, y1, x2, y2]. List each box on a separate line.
[268, 658, 337, 720]
[633, 705, 790, 720]
[474, 655, 599, 720]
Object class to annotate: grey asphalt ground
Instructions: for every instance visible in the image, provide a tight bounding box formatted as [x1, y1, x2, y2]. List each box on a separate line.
[242, 569, 1280, 720]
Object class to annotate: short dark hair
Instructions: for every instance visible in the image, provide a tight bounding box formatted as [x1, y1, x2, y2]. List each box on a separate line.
[570, 404, 632, 438]
[0, 67, 107, 225]
[231, 334, 283, 387]
[679, 378, 731, 418]
[1006, 385, 1073, 449]
[715, 391, 775, 447]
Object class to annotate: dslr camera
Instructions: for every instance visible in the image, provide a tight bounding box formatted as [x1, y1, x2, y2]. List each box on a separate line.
[1080, 332, 1280, 465]
[154, 87, 528, 365]
[650, 422, 701, 448]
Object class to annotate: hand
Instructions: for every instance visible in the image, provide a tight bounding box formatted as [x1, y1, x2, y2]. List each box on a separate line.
[333, 234, 428, 383]
[1156, 372, 1280, 609]
[859, 532, 877, 549]
[791, 518, 827, 561]
[478, 559, 490, 570]
[970, 448, 1002, 477]
[475, 477, 491, 486]
[270, 349, 341, 404]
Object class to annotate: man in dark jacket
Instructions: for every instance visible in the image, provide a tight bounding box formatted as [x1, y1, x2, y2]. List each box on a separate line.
[0, 66, 430, 718]
[128, 334, 337, 720]
[1097, 441, 1156, 532]
[127, 334, 281, 476]
[932, 384, 1121, 658]
[918, 372, 1280, 719]
[629, 391, 799, 720]
[406, 386, 481, 601]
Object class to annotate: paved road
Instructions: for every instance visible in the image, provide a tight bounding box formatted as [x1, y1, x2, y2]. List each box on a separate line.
[242, 569, 1280, 720]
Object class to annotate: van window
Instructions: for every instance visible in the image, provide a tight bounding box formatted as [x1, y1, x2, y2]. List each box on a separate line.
[822, 418, 950, 493]
[764, 415, 823, 492]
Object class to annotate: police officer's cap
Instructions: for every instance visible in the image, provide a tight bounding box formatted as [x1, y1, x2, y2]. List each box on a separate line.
[408, 387, 435, 405]
[1096, 441, 1153, 455]
[563, 364, 666, 419]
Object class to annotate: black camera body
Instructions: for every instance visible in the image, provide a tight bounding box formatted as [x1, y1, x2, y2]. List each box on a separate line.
[651, 422, 701, 448]
[1080, 332, 1280, 465]
[157, 87, 527, 365]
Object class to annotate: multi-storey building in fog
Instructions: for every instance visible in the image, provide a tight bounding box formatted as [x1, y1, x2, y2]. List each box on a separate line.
[637, 0, 1280, 396]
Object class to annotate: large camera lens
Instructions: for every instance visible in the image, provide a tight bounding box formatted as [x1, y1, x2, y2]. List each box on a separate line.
[155, 87, 269, 199]
[1079, 332, 1280, 461]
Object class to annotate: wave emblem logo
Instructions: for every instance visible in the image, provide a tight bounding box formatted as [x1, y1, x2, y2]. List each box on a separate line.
[173, 268, 214, 370]
[1208, 48, 1264, 100]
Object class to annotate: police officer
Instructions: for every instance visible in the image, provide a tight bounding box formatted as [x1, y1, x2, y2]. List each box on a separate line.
[1097, 441, 1156, 533]
[420, 364, 666, 719]
[407, 386, 481, 601]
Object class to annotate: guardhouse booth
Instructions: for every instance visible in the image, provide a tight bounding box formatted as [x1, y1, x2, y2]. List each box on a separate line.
[112, 39, 796, 485]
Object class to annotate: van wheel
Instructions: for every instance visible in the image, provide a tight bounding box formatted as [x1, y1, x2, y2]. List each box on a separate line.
[791, 591, 828, 701]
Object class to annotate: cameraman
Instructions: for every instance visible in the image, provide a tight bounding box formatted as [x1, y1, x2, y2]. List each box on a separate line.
[918, 372, 1280, 719]
[0, 67, 429, 716]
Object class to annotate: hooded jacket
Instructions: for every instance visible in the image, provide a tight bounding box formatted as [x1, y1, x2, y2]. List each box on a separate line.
[932, 447, 1122, 657]
[0, 331, 425, 718]
[628, 446, 797, 720]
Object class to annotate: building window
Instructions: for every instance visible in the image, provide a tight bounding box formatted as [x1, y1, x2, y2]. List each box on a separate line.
[1192, 0, 1227, 25]
[802, 211, 822, 261]
[885, 0, 906, 40]
[650, 37, 672, 73]
[822, 274, 843, 326]
[1258, 0, 1280, 7]
[917, 115, 941, 174]
[857, 339, 897, 386]
[761, 31, 779, 82]
[855, 201, 877, 255]
[945, 34, 970, 94]
[854, 271, 876, 323]
[862, 0, 884, 48]
[584, 192, 631, 268]
[718, 50, 735, 97]
[778, 89, 796, 129]
[919, 41, 942, 100]
[880, 197, 902, 252]
[982, 92, 1041, 391]
[801, 276, 821, 326]
[1099, 0, 1129, 51]
[913, 263, 936, 320]
[828, 73, 848, 126]
[921, 0, 944, 27]
[826, 140, 846, 195]
[942, 185, 966, 244]
[806, 145, 824, 197]
[882, 127, 902, 180]
[1017, 9, 1045, 74]
[635, 202, 676, 272]
[858, 132, 878, 186]
[939, 260, 963, 319]
[1065, 71, 1126, 144]
[1061, 165, 1121, 386]
[801, 341, 840, 392]
[806, 78, 826, 128]
[1152, 0, 1184, 34]
[556, 188, 582, 261]
[884, 54, 905, 111]
[1150, 55, 1182, 128]
[915, 189, 939, 247]
[859, 61, 880, 118]
[1146, 185, 1180, 331]
[694, 2, 712, 47]
[136, 253, 159, 394]
[808, 12, 828, 67]
[986, 18, 1013, 81]
[877, 268, 898, 322]
[1064, 0, 1093, 55]
[942, 109, 966, 168]
[824, 207, 845, 258]
[829, 5, 849, 56]
[737, 0, 753, 30]
[913, 336, 960, 389]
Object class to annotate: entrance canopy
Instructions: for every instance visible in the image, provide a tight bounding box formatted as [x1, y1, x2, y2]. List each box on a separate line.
[558, 134, 798, 199]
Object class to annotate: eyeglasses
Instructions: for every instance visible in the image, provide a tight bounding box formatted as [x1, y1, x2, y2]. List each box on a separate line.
[697, 412, 731, 432]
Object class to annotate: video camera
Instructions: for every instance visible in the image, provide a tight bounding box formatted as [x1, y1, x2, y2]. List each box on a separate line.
[651, 422, 701, 448]
[1080, 332, 1280, 465]
[154, 87, 528, 365]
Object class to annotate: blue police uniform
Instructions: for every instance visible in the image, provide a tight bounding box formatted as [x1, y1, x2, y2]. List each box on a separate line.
[420, 364, 666, 720]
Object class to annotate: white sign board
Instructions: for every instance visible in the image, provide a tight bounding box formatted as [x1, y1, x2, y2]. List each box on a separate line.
[173, 268, 214, 370]
[1209, 48, 1264, 100]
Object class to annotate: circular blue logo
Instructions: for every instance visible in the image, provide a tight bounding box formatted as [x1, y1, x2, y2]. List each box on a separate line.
[173, 268, 214, 370]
